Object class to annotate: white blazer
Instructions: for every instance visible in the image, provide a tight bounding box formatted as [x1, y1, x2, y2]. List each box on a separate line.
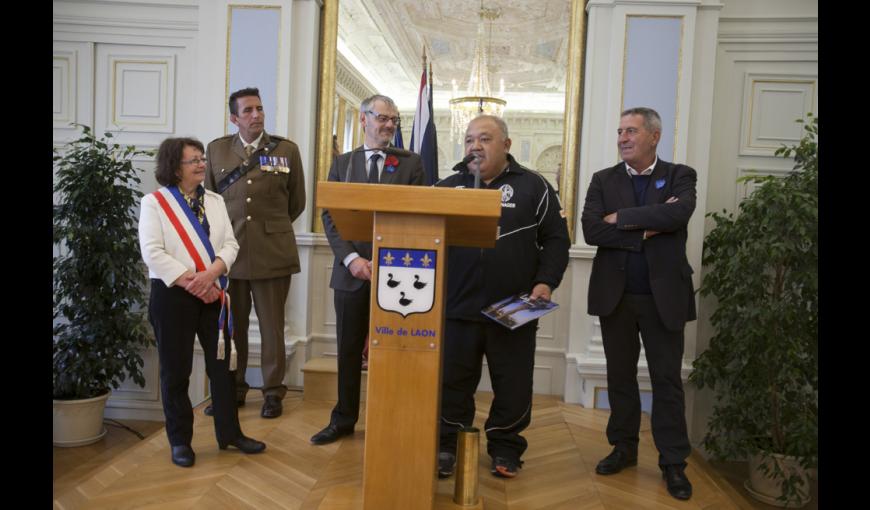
[139, 187, 239, 287]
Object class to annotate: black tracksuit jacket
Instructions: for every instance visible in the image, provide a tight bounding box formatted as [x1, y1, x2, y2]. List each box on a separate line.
[435, 154, 571, 321]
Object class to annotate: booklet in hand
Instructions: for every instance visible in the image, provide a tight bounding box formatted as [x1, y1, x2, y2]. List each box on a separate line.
[481, 293, 559, 330]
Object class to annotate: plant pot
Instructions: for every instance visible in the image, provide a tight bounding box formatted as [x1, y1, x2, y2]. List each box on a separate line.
[744, 451, 811, 508]
[53, 391, 110, 447]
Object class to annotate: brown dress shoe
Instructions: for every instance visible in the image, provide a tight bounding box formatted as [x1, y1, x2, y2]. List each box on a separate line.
[261, 395, 283, 418]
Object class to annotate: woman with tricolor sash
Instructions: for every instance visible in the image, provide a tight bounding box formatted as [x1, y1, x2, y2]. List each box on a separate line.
[139, 137, 266, 467]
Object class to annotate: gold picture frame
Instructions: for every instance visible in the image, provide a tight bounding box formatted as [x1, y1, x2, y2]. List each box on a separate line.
[313, 0, 586, 238]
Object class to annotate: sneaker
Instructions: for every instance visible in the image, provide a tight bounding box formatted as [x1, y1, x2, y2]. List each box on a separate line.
[438, 452, 456, 479]
[490, 456, 522, 478]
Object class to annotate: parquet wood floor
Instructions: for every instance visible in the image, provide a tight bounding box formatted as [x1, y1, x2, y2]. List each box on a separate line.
[53, 392, 758, 509]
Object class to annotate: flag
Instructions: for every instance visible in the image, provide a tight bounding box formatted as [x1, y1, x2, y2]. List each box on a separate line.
[393, 119, 404, 149]
[410, 59, 439, 185]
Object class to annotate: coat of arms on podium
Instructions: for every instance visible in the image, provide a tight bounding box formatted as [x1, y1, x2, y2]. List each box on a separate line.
[376, 248, 436, 317]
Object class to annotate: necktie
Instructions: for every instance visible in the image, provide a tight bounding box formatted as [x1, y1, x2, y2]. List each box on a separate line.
[245, 145, 255, 158]
[185, 188, 210, 236]
[368, 153, 381, 184]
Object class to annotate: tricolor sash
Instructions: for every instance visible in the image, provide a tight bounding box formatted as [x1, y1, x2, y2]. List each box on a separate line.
[152, 186, 237, 369]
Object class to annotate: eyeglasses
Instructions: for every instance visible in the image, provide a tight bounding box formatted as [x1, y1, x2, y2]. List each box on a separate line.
[181, 157, 207, 165]
[364, 111, 400, 125]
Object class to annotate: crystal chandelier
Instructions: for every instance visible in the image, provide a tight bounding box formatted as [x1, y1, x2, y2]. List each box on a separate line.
[449, 2, 506, 142]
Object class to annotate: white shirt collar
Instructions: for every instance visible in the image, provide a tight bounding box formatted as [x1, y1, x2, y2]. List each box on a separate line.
[363, 144, 385, 161]
[626, 156, 658, 176]
[239, 131, 264, 151]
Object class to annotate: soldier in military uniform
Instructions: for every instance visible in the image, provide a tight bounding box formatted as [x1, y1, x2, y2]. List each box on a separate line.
[203, 87, 306, 419]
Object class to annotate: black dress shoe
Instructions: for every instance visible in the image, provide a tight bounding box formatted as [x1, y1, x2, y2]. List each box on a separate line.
[219, 435, 266, 454]
[310, 423, 353, 445]
[595, 447, 638, 475]
[203, 399, 245, 416]
[261, 395, 283, 418]
[662, 464, 692, 500]
[171, 445, 195, 467]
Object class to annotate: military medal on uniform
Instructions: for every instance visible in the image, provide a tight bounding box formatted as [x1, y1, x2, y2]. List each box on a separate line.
[260, 155, 290, 174]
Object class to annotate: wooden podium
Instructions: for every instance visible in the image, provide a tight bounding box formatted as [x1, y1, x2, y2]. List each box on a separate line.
[317, 181, 501, 510]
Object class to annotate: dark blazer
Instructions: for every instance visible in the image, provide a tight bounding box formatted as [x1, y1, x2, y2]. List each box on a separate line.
[581, 159, 697, 331]
[204, 132, 306, 279]
[322, 147, 425, 292]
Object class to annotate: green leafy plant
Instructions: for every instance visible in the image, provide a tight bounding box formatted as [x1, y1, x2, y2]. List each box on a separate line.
[53, 125, 154, 400]
[690, 114, 817, 505]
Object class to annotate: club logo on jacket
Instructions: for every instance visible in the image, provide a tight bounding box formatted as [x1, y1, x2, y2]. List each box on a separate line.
[499, 184, 516, 208]
[376, 248, 436, 317]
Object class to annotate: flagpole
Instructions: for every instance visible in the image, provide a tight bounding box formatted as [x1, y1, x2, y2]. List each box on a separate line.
[410, 45, 439, 185]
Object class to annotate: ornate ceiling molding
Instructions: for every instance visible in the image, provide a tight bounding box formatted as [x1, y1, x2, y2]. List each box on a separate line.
[336, 52, 377, 106]
[340, 0, 572, 111]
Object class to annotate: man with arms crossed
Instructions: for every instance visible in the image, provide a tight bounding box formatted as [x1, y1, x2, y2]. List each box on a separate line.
[581, 107, 697, 500]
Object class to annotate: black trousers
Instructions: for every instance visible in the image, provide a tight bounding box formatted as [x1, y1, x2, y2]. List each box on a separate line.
[148, 279, 242, 447]
[329, 284, 370, 430]
[439, 319, 536, 462]
[600, 293, 690, 466]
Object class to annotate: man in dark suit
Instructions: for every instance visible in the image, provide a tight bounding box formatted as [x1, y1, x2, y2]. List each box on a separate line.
[204, 87, 306, 419]
[581, 107, 697, 501]
[311, 94, 425, 445]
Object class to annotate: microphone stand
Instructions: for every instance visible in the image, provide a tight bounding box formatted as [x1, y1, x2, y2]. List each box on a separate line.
[452, 153, 480, 188]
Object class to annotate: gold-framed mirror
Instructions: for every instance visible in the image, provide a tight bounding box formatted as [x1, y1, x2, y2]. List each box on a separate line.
[314, 0, 585, 238]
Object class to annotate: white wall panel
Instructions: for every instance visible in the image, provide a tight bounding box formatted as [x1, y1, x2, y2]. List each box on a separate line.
[623, 15, 683, 161]
[226, 5, 282, 136]
[108, 56, 176, 133]
[735, 166, 793, 208]
[740, 75, 817, 156]
[53, 41, 94, 142]
[95, 45, 185, 147]
[53, 55, 73, 127]
[103, 346, 164, 421]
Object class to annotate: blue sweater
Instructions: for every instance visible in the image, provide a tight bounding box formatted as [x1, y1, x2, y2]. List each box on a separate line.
[625, 175, 652, 294]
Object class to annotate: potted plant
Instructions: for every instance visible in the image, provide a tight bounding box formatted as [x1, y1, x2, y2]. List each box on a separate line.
[53, 124, 154, 446]
[689, 114, 818, 507]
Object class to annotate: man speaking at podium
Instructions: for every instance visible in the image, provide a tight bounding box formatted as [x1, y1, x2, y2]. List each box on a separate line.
[311, 94, 425, 445]
[435, 115, 570, 479]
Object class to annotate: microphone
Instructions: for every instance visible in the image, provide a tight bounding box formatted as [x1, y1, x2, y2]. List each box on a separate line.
[453, 153, 482, 188]
[452, 153, 476, 173]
